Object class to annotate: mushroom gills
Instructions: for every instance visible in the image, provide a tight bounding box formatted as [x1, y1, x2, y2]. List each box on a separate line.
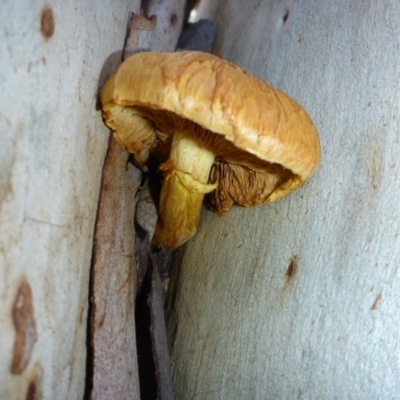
[102, 104, 156, 165]
[153, 132, 217, 249]
[207, 161, 295, 213]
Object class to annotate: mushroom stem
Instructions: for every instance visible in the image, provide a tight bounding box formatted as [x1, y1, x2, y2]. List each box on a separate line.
[153, 132, 216, 249]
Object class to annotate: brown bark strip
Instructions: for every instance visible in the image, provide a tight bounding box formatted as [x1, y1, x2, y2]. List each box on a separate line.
[88, 13, 160, 399]
[89, 133, 141, 400]
[88, 4, 188, 396]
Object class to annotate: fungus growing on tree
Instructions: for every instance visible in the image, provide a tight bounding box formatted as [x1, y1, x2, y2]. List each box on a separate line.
[100, 51, 320, 249]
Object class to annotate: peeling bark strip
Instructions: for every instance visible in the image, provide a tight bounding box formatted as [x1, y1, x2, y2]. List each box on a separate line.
[89, 134, 140, 399]
[88, 14, 158, 395]
[10, 279, 37, 375]
[88, 6, 185, 398]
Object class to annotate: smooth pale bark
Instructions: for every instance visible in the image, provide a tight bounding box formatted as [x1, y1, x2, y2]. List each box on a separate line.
[167, 1, 400, 399]
[0, 1, 141, 398]
[146, 0, 186, 52]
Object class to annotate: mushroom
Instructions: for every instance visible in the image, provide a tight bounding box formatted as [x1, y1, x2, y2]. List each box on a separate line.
[100, 51, 320, 249]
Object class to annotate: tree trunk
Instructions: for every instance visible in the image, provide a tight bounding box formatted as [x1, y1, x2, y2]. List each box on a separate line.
[166, 1, 400, 398]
